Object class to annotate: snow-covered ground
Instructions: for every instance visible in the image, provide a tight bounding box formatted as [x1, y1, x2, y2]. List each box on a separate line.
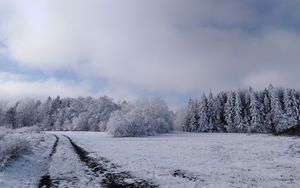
[47, 135, 104, 187]
[60, 132, 300, 188]
[0, 131, 299, 187]
[0, 127, 10, 136]
[0, 131, 55, 188]
[0, 130, 156, 188]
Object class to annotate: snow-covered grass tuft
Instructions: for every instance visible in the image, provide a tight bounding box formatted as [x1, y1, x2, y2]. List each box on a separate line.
[0, 134, 31, 170]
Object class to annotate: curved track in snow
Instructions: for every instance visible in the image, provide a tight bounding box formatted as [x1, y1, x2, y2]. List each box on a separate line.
[38, 134, 157, 188]
[38, 135, 59, 188]
[65, 135, 157, 188]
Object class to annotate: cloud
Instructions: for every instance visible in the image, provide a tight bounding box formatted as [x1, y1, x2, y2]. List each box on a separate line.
[99, 84, 138, 102]
[0, 72, 140, 104]
[0, 0, 300, 99]
[0, 72, 92, 100]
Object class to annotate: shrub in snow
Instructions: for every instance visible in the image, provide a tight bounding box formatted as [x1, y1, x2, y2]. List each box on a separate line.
[0, 134, 31, 170]
[107, 97, 173, 137]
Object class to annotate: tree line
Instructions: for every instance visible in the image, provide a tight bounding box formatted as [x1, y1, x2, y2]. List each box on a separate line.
[0, 96, 120, 131]
[0, 96, 174, 137]
[175, 85, 300, 134]
[0, 85, 299, 136]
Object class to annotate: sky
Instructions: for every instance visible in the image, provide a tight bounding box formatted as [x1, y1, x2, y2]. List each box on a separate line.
[0, 0, 300, 108]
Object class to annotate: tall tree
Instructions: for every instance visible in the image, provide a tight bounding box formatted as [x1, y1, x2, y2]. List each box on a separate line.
[189, 100, 199, 132]
[6, 102, 19, 129]
[198, 94, 209, 132]
[224, 91, 235, 132]
[262, 89, 272, 132]
[269, 86, 288, 133]
[182, 98, 194, 132]
[234, 91, 245, 133]
[248, 88, 263, 133]
[207, 91, 217, 132]
[283, 89, 299, 127]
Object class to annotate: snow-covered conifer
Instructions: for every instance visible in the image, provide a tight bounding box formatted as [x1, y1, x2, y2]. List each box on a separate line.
[224, 91, 235, 132]
[198, 94, 209, 132]
[248, 88, 263, 133]
[234, 91, 245, 133]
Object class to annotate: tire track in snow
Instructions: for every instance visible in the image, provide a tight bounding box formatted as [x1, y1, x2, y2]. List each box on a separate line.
[171, 170, 198, 181]
[64, 135, 158, 188]
[38, 135, 59, 188]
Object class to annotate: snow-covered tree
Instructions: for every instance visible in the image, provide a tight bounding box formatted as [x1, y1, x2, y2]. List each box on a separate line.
[174, 105, 189, 131]
[72, 112, 89, 131]
[107, 97, 173, 137]
[248, 88, 263, 133]
[291, 89, 300, 125]
[213, 93, 226, 132]
[136, 97, 173, 134]
[189, 100, 199, 132]
[262, 89, 272, 132]
[283, 89, 299, 128]
[207, 92, 217, 132]
[234, 91, 245, 133]
[0, 101, 8, 127]
[269, 86, 288, 133]
[5, 102, 19, 129]
[224, 91, 235, 132]
[15, 99, 37, 128]
[198, 94, 209, 132]
[182, 98, 194, 132]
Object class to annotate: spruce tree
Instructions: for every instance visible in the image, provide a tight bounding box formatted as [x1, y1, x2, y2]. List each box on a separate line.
[269, 86, 288, 133]
[198, 94, 209, 132]
[249, 88, 263, 133]
[234, 91, 245, 133]
[224, 91, 235, 132]
[283, 89, 298, 127]
[189, 100, 199, 132]
[207, 91, 216, 132]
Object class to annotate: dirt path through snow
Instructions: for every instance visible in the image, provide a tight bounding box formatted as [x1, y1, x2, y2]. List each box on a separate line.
[38, 135, 59, 188]
[64, 135, 157, 188]
[38, 134, 157, 188]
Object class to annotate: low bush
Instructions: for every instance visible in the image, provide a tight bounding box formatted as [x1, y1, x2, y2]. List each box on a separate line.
[0, 134, 31, 170]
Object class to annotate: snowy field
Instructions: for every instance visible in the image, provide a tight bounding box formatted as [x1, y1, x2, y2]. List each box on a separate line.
[0, 131, 299, 188]
[60, 132, 300, 188]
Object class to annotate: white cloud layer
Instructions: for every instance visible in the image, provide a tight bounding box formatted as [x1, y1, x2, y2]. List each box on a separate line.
[0, 72, 92, 100]
[0, 0, 300, 100]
